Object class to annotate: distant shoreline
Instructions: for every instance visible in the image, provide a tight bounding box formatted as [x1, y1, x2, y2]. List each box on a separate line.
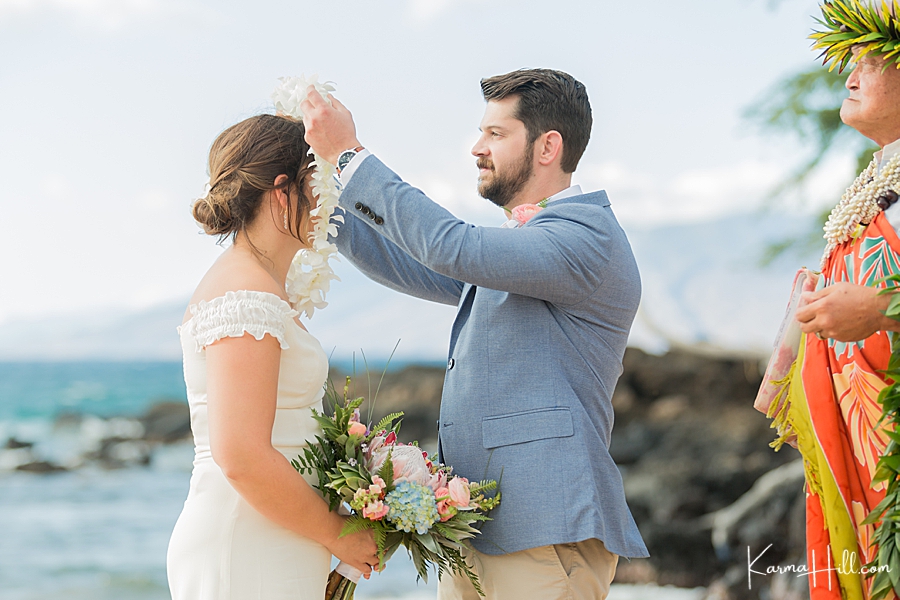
[0, 357, 449, 370]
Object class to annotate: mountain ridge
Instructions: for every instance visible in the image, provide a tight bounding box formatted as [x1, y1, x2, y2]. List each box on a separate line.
[0, 212, 820, 361]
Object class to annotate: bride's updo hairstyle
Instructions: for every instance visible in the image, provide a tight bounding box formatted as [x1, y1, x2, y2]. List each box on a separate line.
[193, 114, 315, 242]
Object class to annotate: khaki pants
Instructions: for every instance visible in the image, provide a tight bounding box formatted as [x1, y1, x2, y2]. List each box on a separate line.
[437, 539, 618, 600]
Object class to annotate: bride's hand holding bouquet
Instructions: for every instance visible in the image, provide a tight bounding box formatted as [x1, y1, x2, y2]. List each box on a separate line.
[293, 377, 500, 600]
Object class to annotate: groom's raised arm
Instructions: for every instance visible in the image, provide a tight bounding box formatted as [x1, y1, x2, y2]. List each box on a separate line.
[333, 207, 465, 306]
[339, 156, 610, 307]
[301, 87, 615, 307]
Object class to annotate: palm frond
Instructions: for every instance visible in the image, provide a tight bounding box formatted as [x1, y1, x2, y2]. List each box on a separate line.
[811, 0, 900, 72]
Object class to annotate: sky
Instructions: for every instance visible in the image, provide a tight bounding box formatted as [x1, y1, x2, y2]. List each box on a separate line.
[0, 0, 856, 326]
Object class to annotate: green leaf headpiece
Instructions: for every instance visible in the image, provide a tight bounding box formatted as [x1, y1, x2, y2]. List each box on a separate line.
[810, 0, 900, 72]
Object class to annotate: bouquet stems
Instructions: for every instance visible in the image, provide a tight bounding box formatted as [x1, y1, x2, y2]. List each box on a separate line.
[324, 569, 356, 600]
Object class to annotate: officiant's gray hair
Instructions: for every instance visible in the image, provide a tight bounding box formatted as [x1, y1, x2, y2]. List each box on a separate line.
[193, 114, 315, 242]
[480, 68, 592, 173]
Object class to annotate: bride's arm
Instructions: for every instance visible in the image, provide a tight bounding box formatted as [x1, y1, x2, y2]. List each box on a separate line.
[205, 332, 378, 575]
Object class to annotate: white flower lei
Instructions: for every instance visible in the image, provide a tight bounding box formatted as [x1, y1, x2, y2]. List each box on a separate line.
[822, 152, 900, 267]
[271, 75, 344, 319]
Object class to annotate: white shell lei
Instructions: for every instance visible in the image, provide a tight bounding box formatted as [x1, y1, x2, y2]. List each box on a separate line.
[271, 75, 344, 319]
[822, 152, 900, 267]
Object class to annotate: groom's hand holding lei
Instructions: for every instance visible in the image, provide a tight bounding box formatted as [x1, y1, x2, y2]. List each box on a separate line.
[300, 86, 362, 167]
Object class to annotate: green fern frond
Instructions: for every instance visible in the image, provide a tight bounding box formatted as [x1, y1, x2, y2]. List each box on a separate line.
[371, 412, 404, 436]
[340, 515, 376, 537]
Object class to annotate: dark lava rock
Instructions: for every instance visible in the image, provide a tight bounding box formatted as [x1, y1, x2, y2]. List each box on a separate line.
[85, 438, 152, 468]
[140, 400, 191, 443]
[5, 437, 34, 450]
[611, 349, 803, 598]
[16, 460, 66, 473]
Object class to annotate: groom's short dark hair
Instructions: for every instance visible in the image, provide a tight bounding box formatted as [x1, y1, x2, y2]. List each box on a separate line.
[480, 68, 592, 174]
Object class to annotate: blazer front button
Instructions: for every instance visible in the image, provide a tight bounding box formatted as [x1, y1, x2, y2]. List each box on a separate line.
[448, 358, 455, 370]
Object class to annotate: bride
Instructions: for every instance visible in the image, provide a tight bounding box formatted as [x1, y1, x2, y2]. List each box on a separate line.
[167, 113, 378, 598]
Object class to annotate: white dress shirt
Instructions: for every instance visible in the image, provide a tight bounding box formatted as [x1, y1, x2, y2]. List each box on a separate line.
[878, 138, 900, 234]
[337, 148, 372, 185]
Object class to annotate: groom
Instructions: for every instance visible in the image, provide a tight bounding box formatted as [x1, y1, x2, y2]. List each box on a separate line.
[303, 69, 648, 599]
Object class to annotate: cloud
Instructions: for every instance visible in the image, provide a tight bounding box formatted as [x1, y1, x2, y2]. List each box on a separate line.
[135, 189, 177, 213]
[405, 0, 481, 25]
[578, 159, 808, 226]
[39, 174, 72, 201]
[406, 0, 453, 23]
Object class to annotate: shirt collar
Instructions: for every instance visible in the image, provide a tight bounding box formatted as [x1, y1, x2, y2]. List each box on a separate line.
[876, 138, 900, 172]
[547, 184, 582, 202]
[500, 185, 583, 228]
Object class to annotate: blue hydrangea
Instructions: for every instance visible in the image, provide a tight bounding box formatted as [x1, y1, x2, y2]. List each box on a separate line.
[385, 481, 439, 535]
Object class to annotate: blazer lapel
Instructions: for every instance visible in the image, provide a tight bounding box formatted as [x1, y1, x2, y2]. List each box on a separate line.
[448, 284, 477, 357]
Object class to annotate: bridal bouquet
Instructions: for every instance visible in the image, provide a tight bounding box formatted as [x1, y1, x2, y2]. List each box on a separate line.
[292, 377, 500, 599]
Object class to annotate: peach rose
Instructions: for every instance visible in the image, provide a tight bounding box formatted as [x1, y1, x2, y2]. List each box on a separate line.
[348, 421, 367, 437]
[448, 477, 470, 508]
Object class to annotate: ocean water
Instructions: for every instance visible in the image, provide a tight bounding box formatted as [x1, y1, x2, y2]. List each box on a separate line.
[0, 362, 704, 600]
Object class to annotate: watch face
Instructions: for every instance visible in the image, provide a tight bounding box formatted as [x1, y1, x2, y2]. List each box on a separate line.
[338, 151, 355, 172]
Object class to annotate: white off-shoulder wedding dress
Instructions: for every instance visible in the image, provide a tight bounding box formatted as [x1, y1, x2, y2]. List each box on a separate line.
[167, 290, 332, 599]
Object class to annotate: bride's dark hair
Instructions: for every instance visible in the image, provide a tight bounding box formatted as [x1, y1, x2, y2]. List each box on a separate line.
[192, 114, 315, 242]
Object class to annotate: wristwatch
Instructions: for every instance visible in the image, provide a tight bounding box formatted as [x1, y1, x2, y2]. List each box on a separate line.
[336, 146, 365, 174]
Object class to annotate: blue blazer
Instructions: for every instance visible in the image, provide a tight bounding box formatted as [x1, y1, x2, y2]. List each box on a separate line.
[334, 156, 649, 558]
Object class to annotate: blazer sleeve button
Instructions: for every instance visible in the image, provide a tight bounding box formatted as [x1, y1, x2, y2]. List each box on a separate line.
[355, 202, 363, 211]
[374, 216, 384, 225]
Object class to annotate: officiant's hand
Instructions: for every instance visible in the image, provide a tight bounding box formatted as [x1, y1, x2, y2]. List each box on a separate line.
[796, 282, 898, 342]
[301, 85, 362, 166]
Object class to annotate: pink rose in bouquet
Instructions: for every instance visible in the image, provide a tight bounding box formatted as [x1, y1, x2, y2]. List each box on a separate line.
[434, 487, 457, 522]
[448, 477, 471, 508]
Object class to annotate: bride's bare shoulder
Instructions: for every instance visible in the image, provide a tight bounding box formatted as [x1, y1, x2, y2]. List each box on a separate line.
[182, 250, 287, 323]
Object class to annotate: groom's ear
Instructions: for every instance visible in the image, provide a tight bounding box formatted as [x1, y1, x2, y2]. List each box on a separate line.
[536, 130, 564, 168]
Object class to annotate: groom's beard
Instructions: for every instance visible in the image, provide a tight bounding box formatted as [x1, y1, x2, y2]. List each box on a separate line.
[476, 145, 534, 208]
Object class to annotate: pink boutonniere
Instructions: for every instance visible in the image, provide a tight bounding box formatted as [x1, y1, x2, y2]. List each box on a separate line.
[509, 198, 549, 226]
